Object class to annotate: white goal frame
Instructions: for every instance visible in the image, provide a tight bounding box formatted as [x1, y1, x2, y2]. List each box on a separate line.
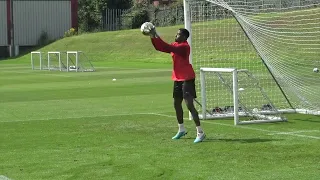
[199, 67, 287, 125]
[200, 67, 239, 123]
[31, 51, 44, 70]
[47, 51, 62, 71]
[31, 51, 95, 72]
[66, 51, 79, 72]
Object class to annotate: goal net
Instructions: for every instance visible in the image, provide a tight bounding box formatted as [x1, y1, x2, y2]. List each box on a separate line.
[31, 51, 95, 72]
[200, 67, 286, 125]
[184, 0, 320, 122]
[31, 52, 47, 70]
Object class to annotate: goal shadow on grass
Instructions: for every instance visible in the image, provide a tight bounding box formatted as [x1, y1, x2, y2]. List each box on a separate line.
[292, 118, 320, 124]
[184, 137, 282, 143]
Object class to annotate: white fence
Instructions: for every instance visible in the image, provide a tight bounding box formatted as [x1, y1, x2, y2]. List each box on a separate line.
[103, 9, 128, 31]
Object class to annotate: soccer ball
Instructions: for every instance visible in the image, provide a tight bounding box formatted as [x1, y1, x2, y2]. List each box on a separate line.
[140, 22, 154, 36]
[313, 68, 319, 73]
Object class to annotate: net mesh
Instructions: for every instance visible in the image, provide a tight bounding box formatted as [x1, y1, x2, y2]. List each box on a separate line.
[201, 69, 285, 123]
[31, 51, 95, 72]
[189, 0, 320, 114]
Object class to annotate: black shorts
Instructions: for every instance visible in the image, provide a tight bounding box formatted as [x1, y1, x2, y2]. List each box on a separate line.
[173, 79, 197, 99]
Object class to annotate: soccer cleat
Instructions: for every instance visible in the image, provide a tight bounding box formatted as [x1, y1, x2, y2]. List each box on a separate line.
[194, 133, 206, 143]
[172, 131, 187, 139]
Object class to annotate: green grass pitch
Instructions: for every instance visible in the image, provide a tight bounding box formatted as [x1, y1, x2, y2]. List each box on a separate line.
[0, 25, 319, 179]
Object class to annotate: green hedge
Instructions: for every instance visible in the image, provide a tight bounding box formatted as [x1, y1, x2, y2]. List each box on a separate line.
[121, 0, 185, 29]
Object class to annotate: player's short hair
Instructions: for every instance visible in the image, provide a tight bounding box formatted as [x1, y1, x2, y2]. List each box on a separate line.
[179, 28, 190, 39]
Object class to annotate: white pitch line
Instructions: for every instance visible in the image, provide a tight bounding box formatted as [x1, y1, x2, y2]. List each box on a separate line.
[0, 66, 29, 70]
[268, 130, 320, 135]
[149, 113, 320, 140]
[0, 175, 12, 180]
[0, 112, 161, 123]
[267, 133, 320, 139]
[2, 112, 320, 140]
[1, 70, 72, 77]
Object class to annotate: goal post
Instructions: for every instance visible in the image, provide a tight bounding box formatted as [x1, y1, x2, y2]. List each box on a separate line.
[183, 0, 320, 122]
[66, 51, 95, 72]
[200, 67, 239, 123]
[200, 67, 287, 125]
[47, 51, 62, 71]
[66, 51, 79, 72]
[31, 51, 95, 72]
[184, 0, 192, 64]
[31, 51, 46, 70]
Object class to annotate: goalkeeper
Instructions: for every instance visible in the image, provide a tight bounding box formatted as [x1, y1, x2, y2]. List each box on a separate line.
[149, 27, 206, 143]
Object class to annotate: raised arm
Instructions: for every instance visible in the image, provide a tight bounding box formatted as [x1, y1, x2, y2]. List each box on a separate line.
[151, 38, 187, 55]
[149, 27, 187, 55]
[151, 37, 170, 53]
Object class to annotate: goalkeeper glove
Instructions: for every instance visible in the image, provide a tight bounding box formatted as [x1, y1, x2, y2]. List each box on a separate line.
[150, 27, 159, 38]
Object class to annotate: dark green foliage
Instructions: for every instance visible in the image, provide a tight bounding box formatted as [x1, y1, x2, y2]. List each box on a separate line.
[107, 0, 132, 9]
[121, 0, 151, 29]
[121, 9, 150, 29]
[78, 0, 106, 32]
[37, 31, 50, 46]
[121, 0, 185, 29]
[151, 0, 185, 27]
[152, 6, 184, 27]
[0, 47, 9, 59]
[78, 0, 132, 32]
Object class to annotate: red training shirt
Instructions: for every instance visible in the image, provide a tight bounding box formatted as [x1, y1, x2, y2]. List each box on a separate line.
[151, 37, 196, 81]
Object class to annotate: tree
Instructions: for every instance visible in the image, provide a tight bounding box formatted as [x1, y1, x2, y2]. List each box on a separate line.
[107, 0, 132, 9]
[78, 0, 133, 32]
[121, 0, 151, 29]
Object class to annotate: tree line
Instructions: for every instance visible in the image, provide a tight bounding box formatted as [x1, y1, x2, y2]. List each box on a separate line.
[78, 0, 184, 32]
